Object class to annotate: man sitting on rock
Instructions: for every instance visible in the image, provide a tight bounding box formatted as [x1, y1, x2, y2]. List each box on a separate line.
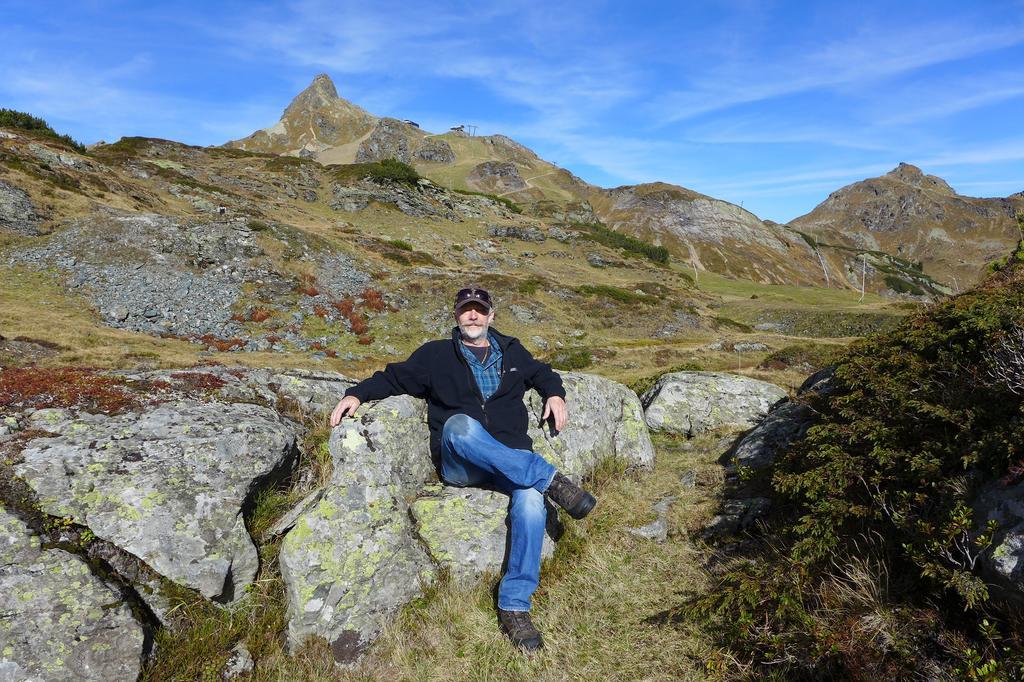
[330, 285, 596, 651]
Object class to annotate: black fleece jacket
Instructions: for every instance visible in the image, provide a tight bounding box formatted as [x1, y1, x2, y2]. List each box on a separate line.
[343, 327, 565, 459]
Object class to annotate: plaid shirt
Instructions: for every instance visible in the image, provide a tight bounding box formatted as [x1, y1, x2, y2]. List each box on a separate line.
[459, 333, 504, 401]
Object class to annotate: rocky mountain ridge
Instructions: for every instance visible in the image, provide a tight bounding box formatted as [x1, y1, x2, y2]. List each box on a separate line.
[791, 162, 1024, 291]
[227, 74, 1021, 294]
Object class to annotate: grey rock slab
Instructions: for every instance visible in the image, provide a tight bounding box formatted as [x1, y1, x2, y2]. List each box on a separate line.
[222, 643, 254, 679]
[628, 496, 676, 543]
[0, 506, 145, 681]
[414, 139, 456, 164]
[704, 497, 772, 538]
[728, 400, 818, 472]
[16, 401, 299, 602]
[641, 371, 787, 437]
[527, 371, 655, 475]
[974, 480, 1024, 594]
[410, 485, 556, 580]
[279, 395, 436, 661]
[727, 366, 836, 472]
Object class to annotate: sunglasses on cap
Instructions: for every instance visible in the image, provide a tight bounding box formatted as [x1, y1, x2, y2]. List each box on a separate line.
[454, 287, 492, 310]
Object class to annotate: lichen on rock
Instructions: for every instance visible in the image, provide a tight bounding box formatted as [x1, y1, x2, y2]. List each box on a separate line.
[0, 505, 145, 681]
[15, 400, 299, 602]
[641, 371, 787, 437]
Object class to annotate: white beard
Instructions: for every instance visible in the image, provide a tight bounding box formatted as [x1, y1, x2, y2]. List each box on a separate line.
[459, 321, 489, 342]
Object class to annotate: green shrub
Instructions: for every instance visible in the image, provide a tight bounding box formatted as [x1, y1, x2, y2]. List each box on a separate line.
[0, 109, 86, 153]
[758, 343, 840, 372]
[572, 222, 669, 264]
[681, 248, 1024, 676]
[517, 276, 546, 295]
[884, 274, 926, 296]
[547, 347, 593, 371]
[385, 238, 413, 251]
[332, 158, 421, 186]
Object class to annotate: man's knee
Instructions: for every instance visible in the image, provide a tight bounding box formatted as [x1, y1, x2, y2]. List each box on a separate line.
[442, 413, 479, 442]
[510, 488, 546, 520]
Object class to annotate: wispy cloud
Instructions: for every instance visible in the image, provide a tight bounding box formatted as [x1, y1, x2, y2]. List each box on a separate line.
[873, 71, 1024, 125]
[653, 21, 1024, 123]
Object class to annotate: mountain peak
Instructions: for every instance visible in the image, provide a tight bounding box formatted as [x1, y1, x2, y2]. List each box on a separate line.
[286, 73, 343, 115]
[310, 73, 337, 95]
[885, 162, 955, 195]
[226, 73, 376, 155]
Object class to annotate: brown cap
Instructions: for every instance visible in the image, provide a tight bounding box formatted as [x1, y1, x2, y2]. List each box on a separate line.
[454, 287, 493, 313]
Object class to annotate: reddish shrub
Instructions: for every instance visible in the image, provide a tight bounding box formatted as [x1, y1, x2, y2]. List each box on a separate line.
[230, 312, 247, 322]
[249, 307, 273, 322]
[331, 297, 355, 317]
[297, 285, 319, 297]
[197, 335, 245, 352]
[169, 371, 227, 391]
[265, 334, 282, 344]
[362, 288, 386, 312]
[313, 305, 331, 319]
[0, 367, 144, 414]
[357, 335, 373, 345]
[349, 315, 369, 336]
[325, 348, 338, 358]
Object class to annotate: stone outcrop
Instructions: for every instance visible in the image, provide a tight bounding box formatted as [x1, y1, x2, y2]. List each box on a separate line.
[413, 139, 455, 164]
[355, 118, 417, 164]
[727, 367, 836, 471]
[0, 506, 145, 681]
[467, 161, 527, 195]
[279, 395, 436, 662]
[0, 180, 41, 235]
[279, 370, 654, 661]
[486, 222, 546, 242]
[641, 371, 787, 437]
[330, 178, 511, 221]
[16, 400, 299, 602]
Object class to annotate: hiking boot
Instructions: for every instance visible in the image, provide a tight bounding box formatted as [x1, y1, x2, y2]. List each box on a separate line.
[498, 609, 544, 651]
[545, 472, 597, 520]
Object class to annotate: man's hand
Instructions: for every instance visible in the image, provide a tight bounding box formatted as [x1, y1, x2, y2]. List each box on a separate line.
[330, 396, 362, 427]
[542, 396, 568, 432]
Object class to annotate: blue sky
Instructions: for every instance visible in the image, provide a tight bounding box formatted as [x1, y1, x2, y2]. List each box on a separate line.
[2, 0, 1023, 222]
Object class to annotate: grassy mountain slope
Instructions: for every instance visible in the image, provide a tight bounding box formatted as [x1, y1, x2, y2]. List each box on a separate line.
[2, 125, 905, 389]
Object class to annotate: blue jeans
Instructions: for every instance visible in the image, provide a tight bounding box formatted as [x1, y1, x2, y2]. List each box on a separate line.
[440, 413, 557, 612]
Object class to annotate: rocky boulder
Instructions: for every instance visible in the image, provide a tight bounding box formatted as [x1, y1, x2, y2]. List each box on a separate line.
[0, 180, 41, 235]
[411, 486, 558, 580]
[486, 222, 546, 242]
[727, 367, 836, 471]
[16, 400, 299, 603]
[974, 480, 1024, 597]
[414, 139, 456, 164]
[641, 371, 787, 437]
[0, 506, 145, 681]
[279, 395, 436, 662]
[355, 118, 416, 164]
[279, 371, 653, 661]
[467, 161, 527, 195]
